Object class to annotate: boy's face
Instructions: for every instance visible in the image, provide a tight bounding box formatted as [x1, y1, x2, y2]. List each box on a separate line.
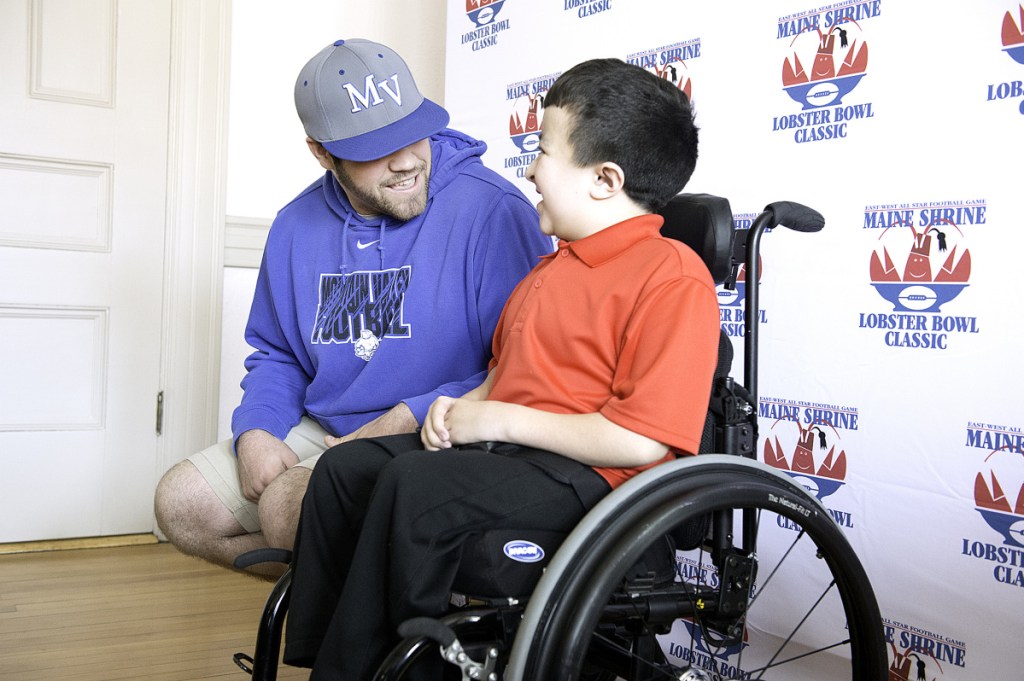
[525, 106, 597, 240]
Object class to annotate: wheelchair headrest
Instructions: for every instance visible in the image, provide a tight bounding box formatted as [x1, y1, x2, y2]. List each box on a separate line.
[658, 193, 735, 284]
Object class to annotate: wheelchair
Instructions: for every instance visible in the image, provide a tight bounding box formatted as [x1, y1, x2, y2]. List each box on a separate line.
[233, 193, 888, 681]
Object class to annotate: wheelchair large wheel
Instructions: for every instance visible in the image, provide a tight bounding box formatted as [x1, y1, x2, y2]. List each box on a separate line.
[505, 455, 887, 681]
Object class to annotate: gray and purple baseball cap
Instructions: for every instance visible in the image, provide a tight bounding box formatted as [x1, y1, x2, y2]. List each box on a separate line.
[295, 39, 450, 162]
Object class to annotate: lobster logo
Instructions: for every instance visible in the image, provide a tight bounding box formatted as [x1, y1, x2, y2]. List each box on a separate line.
[509, 92, 544, 154]
[889, 645, 944, 681]
[763, 420, 847, 501]
[648, 60, 693, 102]
[465, 0, 505, 27]
[1003, 4, 1024, 64]
[716, 253, 761, 309]
[869, 217, 971, 313]
[782, 21, 869, 109]
[974, 446, 1024, 547]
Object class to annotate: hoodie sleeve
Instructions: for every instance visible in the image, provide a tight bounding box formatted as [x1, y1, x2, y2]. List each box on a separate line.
[400, 190, 549, 422]
[230, 252, 312, 449]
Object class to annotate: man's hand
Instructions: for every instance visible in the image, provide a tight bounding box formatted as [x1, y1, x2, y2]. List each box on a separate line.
[236, 429, 300, 502]
[323, 402, 418, 448]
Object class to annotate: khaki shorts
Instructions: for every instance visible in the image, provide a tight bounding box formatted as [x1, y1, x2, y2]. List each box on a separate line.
[188, 416, 330, 533]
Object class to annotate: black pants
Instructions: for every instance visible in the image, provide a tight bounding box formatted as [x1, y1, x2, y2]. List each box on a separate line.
[283, 433, 610, 680]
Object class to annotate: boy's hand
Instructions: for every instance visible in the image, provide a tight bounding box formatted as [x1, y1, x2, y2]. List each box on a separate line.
[422, 397, 505, 450]
[421, 396, 456, 450]
[422, 370, 497, 450]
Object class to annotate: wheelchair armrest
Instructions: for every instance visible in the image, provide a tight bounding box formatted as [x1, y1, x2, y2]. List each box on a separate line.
[397, 617, 457, 647]
[233, 547, 293, 570]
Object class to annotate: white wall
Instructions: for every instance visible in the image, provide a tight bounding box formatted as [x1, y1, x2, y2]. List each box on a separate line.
[218, 0, 448, 440]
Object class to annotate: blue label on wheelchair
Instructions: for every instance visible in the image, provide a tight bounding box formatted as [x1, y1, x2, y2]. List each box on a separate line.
[503, 540, 545, 563]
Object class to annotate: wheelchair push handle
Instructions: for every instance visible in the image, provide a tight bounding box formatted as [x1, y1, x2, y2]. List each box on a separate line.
[761, 200, 825, 233]
[743, 200, 824, 411]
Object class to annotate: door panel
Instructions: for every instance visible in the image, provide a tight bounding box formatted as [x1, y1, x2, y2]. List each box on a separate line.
[0, 0, 171, 541]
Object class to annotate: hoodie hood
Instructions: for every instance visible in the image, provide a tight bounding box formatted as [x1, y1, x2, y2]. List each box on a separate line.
[425, 128, 488, 196]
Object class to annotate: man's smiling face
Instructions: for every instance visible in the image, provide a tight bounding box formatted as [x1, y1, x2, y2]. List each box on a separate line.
[333, 138, 432, 220]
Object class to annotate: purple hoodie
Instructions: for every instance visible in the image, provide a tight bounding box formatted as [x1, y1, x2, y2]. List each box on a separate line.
[231, 129, 550, 443]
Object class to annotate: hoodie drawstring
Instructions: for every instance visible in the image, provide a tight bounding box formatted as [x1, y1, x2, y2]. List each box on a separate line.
[339, 213, 387, 272]
[338, 212, 354, 274]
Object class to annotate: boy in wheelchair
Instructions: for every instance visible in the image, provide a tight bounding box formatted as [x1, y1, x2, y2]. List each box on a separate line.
[283, 57, 720, 680]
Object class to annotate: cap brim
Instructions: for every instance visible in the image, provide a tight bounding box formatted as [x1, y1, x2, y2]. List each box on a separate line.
[321, 98, 450, 162]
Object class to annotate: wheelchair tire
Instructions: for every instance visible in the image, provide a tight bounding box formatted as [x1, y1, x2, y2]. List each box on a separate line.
[505, 455, 887, 681]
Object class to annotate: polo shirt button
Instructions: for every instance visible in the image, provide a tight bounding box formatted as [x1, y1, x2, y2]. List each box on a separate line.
[534, 280, 543, 288]
[559, 249, 569, 257]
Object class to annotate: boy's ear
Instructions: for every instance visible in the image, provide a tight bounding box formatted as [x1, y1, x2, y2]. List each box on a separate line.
[307, 137, 336, 171]
[591, 161, 626, 200]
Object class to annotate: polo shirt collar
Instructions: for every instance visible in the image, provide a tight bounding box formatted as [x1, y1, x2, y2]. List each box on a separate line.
[561, 213, 665, 268]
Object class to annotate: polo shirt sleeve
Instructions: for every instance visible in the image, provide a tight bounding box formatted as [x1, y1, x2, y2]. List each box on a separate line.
[599, 273, 720, 455]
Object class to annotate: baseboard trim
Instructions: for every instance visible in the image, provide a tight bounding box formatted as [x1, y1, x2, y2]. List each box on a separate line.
[0, 533, 160, 555]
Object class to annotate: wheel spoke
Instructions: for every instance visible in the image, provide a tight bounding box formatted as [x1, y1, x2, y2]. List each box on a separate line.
[745, 638, 853, 677]
[746, 527, 804, 612]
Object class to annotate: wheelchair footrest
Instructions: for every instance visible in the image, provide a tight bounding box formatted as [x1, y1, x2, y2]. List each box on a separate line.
[232, 652, 254, 675]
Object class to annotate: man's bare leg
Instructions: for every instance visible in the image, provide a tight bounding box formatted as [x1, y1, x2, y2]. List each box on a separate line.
[154, 460, 284, 579]
[259, 466, 312, 554]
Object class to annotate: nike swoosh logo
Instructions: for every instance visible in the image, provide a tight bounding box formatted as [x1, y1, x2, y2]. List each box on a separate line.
[357, 240, 380, 250]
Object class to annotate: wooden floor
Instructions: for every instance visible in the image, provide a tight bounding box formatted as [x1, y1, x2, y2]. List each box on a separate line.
[0, 542, 307, 680]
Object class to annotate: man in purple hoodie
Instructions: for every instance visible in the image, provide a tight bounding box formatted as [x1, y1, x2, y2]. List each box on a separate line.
[154, 39, 550, 575]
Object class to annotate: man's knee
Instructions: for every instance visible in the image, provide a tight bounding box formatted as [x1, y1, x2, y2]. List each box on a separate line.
[259, 466, 311, 549]
[154, 460, 201, 534]
[155, 460, 237, 549]
[262, 465, 312, 511]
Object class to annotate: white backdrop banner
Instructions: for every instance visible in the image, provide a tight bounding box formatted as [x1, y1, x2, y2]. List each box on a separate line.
[447, 1, 1024, 678]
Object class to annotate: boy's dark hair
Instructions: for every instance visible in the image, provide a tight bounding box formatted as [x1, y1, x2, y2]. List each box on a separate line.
[543, 58, 699, 212]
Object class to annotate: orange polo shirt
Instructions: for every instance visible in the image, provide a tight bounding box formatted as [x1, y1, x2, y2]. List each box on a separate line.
[486, 213, 720, 489]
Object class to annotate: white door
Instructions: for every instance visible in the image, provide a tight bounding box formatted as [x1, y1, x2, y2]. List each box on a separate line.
[0, 0, 171, 542]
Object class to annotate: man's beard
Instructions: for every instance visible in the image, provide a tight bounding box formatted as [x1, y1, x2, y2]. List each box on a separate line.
[333, 160, 430, 221]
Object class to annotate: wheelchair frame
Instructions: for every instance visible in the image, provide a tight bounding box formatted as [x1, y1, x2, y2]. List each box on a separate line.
[233, 195, 888, 681]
